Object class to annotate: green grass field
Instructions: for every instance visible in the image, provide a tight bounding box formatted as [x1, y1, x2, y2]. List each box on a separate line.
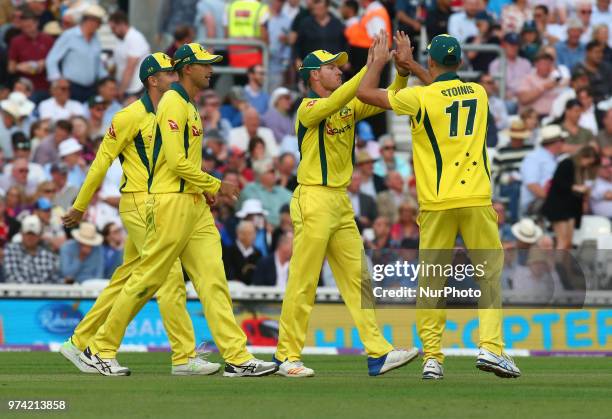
[1, 353, 611, 419]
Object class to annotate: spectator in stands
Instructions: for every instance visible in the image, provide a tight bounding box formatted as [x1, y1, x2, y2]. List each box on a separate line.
[591, 157, 612, 218]
[239, 159, 291, 227]
[365, 215, 397, 250]
[262, 87, 294, 144]
[501, 0, 532, 34]
[247, 136, 267, 165]
[542, 146, 600, 249]
[236, 198, 270, 257]
[49, 162, 77, 211]
[38, 79, 85, 122]
[5, 132, 45, 184]
[71, 115, 95, 164]
[493, 120, 533, 223]
[28, 119, 48, 155]
[559, 99, 594, 154]
[200, 91, 231, 139]
[425, 0, 451, 41]
[479, 73, 508, 131]
[576, 0, 595, 44]
[294, 0, 347, 64]
[55, 138, 86, 189]
[158, 0, 198, 44]
[596, 109, 612, 156]
[4, 215, 59, 284]
[489, 32, 532, 113]
[532, 5, 561, 46]
[554, 18, 585, 72]
[45, 4, 108, 102]
[108, 10, 150, 99]
[0, 0, 13, 27]
[95, 78, 122, 128]
[85, 95, 109, 139]
[376, 171, 414, 224]
[591, 24, 612, 63]
[268, 0, 293, 91]
[373, 134, 411, 180]
[4, 185, 25, 218]
[0, 157, 37, 196]
[520, 107, 540, 145]
[356, 150, 386, 199]
[229, 107, 279, 157]
[221, 86, 249, 128]
[448, 0, 482, 44]
[348, 170, 377, 230]
[25, 0, 54, 30]
[390, 200, 419, 248]
[32, 119, 71, 165]
[592, 0, 612, 29]
[576, 87, 598, 135]
[519, 20, 541, 63]
[164, 24, 194, 59]
[101, 221, 123, 279]
[223, 219, 262, 285]
[244, 65, 270, 115]
[34, 197, 65, 252]
[573, 40, 612, 103]
[465, 11, 500, 73]
[0, 91, 34, 158]
[520, 124, 567, 215]
[396, 0, 422, 52]
[60, 221, 104, 283]
[0, 195, 20, 244]
[517, 51, 563, 118]
[277, 152, 298, 192]
[252, 230, 293, 287]
[7, 7, 54, 103]
[195, 0, 226, 54]
[225, 146, 254, 187]
[549, 67, 590, 123]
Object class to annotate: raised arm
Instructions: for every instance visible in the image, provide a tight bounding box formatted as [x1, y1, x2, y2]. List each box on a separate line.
[356, 33, 394, 110]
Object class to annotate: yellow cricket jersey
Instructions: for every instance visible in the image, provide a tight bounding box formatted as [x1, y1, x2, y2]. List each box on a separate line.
[388, 72, 492, 211]
[72, 93, 157, 212]
[296, 66, 407, 188]
[149, 82, 220, 195]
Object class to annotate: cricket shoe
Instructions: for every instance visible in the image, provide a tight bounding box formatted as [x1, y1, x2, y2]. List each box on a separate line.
[59, 339, 97, 373]
[476, 348, 521, 378]
[276, 360, 315, 378]
[79, 347, 131, 376]
[223, 358, 278, 377]
[172, 357, 221, 376]
[368, 348, 419, 376]
[422, 358, 444, 380]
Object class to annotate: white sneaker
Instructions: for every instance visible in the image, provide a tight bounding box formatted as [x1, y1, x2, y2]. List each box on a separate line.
[223, 358, 278, 377]
[79, 347, 131, 376]
[368, 348, 419, 376]
[476, 348, 521, 378]
[276, 360, 315, 378]
[59, 339, 97, 373]
[422, 358, 444, 380]
[172, 357, 221, 376]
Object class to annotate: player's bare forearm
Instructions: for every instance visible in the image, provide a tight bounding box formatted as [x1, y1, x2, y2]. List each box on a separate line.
[357, 62, 391, 110]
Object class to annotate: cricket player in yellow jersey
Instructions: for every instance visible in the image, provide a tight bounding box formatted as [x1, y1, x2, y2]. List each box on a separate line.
[79, 43, 277, 377]
[357, 33, 521, 379]
[272, 39, 419, 378]
[59, 53, 218, 376]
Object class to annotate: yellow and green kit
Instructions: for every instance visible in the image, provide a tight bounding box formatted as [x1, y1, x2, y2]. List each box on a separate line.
[275, 50, 408, 362]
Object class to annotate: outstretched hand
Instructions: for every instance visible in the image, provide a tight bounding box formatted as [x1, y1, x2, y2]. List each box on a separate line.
[394, 30, 413, 66]
[371, 30, 394, 68]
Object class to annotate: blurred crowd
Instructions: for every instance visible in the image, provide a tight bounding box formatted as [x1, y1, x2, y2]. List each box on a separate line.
[0, 0, 612, 291]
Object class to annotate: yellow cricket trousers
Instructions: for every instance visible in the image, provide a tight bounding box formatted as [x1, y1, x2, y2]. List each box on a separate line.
[71, 192, 196, 365]
[89, 193, 252, 365]
[275, 185, 394, 362]
[416, 205, 504, 364]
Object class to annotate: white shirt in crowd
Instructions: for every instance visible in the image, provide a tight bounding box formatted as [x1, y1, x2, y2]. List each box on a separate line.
[274, 252, 290, 290]
[448, 12, 478, 44]
[228, 126, 279, 157]
[113, 27, 151, 95]
[37, 98, 85, 122]
[590, 176, 612, 218]
[3, 162, 46, 185]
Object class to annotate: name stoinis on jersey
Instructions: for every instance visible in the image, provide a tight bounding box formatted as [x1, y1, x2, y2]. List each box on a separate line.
[441, 85, 475, 97]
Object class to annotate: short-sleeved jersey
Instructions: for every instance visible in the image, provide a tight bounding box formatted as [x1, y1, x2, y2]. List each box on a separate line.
[296, 67, 407, 188]
[149, 82, 220, 195]
[72, 93, 156, 212]
[388, 72, 492, 211]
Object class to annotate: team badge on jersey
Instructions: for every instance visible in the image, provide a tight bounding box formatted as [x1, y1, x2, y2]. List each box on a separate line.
[339, 106, 353, 119]
[168, 120, 179, 131]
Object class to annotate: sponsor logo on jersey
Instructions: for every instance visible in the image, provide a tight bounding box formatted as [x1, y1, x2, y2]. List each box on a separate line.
[108, 123, 116, 138]
[168, 119, 179, 131]
[326, 122, 352, 136]
[191, 125, 203, 136]
[306, 100, 317, 108]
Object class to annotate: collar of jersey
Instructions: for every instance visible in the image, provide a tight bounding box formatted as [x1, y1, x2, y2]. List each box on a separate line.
[307, 90, 320, 99]
[433, 72, 461, 83]
[171, 82, 191, 103]
[141, 91, 154, 114]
